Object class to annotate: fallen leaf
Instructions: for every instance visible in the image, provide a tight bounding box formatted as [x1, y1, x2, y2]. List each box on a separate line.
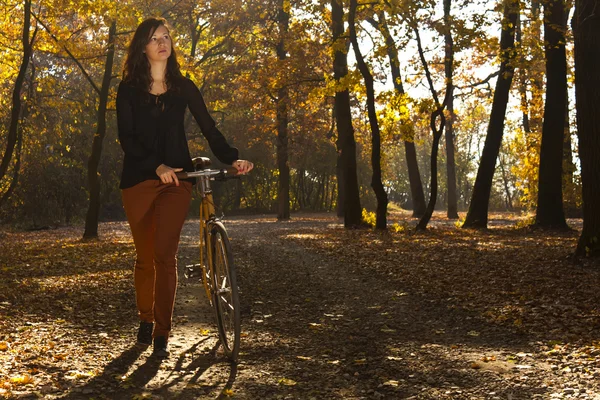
[278, 377, 297, 386]
[10, 374, 33, 385]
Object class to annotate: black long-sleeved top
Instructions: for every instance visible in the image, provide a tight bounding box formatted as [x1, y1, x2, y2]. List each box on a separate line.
[116, 77, 239, 189]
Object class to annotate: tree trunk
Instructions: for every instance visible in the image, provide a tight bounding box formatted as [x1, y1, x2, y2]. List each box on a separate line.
[83, 21, 116, 239]
[404, 142, 425, 217]
[276, 0, 290, 220]
[443, 0, 459, 219]
[535, 0, 569, 229]
[1, 37, 36, 210]
[415, 110, 446, 230]
[276, 86, 290, 220]
[0, 0, 33, 184]
[349, 0, 387, 230]
[463, 0, 519, 228]
[573, 0, 600, 258]
[369, 13, 426, 218]
[0, 131, 23, 209]
[411, 22, 448, 230]
[336, 150, 344, 217]
[332, 0, 362, 227]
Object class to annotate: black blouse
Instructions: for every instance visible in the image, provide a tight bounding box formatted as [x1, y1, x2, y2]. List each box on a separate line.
[116, 77, 239, 189]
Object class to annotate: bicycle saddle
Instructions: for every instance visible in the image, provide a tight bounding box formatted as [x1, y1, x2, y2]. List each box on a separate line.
[192, 157, 212, 171]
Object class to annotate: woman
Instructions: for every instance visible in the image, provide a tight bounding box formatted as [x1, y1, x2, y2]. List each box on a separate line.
[117, 17, 253, 357]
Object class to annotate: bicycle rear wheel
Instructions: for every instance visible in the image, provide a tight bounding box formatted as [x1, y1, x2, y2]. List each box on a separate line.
[209, 221, 241, 361]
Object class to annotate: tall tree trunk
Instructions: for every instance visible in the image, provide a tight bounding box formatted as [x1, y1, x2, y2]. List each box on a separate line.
[0, 0, 34, 184]
[443, 0, 459, 219]
[463, 0, 519, 228]
[349, 0, 387, 230]
[83, 21, 116, 239]
[535, 0, 569, 229]
[276, 0, 290, 220]
[412, 25, 448, 231]
[332, 0, 362, 227]
[1, 42, 36, 209]
[573, 0, 600, 258]
[369, 14, 426, 218]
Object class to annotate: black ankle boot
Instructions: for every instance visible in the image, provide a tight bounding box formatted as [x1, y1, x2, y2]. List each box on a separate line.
[137, 321, 154, 345]
[153, 336, 169, 358]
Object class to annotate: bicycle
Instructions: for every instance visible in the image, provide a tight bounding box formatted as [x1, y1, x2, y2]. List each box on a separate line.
[177, 156, 242, 362]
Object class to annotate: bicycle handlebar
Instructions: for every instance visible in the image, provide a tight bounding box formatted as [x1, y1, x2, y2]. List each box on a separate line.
[176, 167, 240, 180]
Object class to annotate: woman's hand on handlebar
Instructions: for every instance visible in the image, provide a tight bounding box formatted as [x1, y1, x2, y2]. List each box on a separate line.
[156, 164, 183, 186]
[232, 160, 254, 175]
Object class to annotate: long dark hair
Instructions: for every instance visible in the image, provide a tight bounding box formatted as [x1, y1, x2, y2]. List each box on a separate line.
[122, 17, 183, 91]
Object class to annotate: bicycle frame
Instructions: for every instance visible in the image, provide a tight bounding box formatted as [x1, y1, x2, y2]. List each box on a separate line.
[177, 167, 237, 303]
[198, 175, 216, 303]
[177, 165, 242, 361]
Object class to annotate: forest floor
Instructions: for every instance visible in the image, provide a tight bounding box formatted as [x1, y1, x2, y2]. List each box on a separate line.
[1, 211, 600, 399]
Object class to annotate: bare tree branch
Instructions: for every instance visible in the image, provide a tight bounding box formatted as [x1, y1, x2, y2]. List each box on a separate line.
[32, 11, 100, 95]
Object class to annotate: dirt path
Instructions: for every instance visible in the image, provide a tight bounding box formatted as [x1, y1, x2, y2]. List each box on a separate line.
[2, 213, 599, 399]
[224, 216, 552, 400]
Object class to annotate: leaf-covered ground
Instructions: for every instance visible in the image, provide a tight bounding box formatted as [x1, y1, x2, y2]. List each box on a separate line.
[1, 212, 599, 399]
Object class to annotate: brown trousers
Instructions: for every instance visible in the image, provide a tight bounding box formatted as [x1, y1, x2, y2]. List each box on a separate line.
[122, 179, 192, 338]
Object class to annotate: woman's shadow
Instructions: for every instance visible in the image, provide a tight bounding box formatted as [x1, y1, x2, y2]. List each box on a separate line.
[58, 339, 237, 399]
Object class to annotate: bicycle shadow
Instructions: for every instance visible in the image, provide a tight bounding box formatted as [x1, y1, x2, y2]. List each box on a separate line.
[145, 339, 239, 399]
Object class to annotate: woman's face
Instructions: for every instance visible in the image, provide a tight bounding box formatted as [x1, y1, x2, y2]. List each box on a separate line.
[145, 25, 172, 63]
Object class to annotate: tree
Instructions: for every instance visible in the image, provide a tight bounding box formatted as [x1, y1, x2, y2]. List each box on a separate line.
[572, 0, 600, 258]
[83, 21, 117, 239]
[463, 0, 519, 229]
[535, 0, 569, 229]
[412, 24, 448, 231]
[0, 0, 36, 188]
[442, 0, 459, 219]
[331, 0, 362, 227]
[275, 0, 291, 220]
[348, 0, 387, 230]
[367, 11, 426, 218]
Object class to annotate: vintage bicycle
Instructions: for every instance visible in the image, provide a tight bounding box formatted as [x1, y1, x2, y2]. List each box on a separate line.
[177, 157, 242, 362]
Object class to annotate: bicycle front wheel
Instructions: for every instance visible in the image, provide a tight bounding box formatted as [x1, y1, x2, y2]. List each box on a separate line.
[209, 221, 241, 361]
